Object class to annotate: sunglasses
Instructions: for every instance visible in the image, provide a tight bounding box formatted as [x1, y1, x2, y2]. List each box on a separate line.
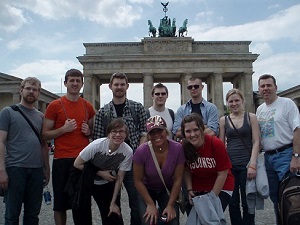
[187, 85, 200, 90]
[154, 92, 167, 96]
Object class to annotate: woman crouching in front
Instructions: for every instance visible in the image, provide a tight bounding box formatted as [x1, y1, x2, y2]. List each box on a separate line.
[133, 115, 185, 225]
[181, 113, 234, 224]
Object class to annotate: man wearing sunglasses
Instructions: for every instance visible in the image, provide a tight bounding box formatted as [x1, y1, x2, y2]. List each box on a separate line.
[146, 83, 175, 139]
[172, 76, 219, 140]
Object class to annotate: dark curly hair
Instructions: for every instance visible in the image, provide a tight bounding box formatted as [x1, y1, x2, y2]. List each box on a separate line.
[180, 113, 205, 163]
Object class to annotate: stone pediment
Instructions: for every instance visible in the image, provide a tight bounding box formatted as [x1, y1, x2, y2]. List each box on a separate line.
[0, 72, 23, 82]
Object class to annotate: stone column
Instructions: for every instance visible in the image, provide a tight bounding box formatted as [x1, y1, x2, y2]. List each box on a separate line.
[83, 74, 93, 105]
[214, 73, 224, 117]
[244, 72, 254, 113]
[143, 73, 153, 109]
[180, 73, 192, 104]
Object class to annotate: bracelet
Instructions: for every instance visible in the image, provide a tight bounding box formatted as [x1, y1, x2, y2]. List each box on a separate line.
[187, 189, 193, 192]
[248, 165, 256, 170]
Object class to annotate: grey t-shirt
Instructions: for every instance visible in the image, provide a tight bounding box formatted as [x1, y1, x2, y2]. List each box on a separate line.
[0, 104, 44, 168]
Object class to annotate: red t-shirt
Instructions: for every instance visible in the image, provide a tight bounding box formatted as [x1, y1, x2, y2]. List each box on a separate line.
[44, 96, 95, 158]
[188, 135, 234, 191]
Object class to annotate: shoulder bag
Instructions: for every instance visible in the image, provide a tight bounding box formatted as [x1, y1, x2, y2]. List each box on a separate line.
[148, 141, 185, 213]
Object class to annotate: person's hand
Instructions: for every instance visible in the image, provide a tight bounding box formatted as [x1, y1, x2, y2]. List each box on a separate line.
[43, 168, 51, 185]
[161, 205, 176, 223]
[0, 170, 8, 190]
[81, 121, 91, 136]
[108, 203, 121, 217]
[188, 190, 195, 205]
[247, 166, 257, 180]
[143, 204, 158, 225]
[63, 119, 77, 133]
[96, 170, 117, 182]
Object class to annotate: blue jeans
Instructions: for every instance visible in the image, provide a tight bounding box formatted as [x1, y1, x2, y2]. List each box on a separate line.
[123, 169, 141, 225]
[137, 189, 179, 225]
[264, 147, 292, 225]
[229, 165, 255, 225]
[4, 166, 44, 225]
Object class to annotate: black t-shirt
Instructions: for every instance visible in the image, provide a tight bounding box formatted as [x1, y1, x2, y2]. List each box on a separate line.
[190, 101, 203, 119]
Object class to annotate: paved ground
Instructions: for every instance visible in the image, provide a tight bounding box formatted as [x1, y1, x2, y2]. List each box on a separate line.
[0, 154, 276, 224]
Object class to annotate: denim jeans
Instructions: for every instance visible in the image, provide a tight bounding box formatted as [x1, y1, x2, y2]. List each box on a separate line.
[137, 189, 179, 225]
[4, 166, 44, 225]
[264, 147, 292, 225]
[229, 165, 255, 225]
[123, 169, 142, 225]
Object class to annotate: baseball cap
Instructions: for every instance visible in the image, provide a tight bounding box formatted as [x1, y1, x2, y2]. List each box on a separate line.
[146, 115, 167, 133]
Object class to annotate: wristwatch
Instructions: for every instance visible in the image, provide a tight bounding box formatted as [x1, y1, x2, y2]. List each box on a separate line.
[292, 153, 300, 157]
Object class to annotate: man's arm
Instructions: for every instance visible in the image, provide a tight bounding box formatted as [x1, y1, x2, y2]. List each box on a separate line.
[0, 130, 8, 190]
[138, 104, 147, 145]
[205, 104, 219, 136]
[92, 109, 105, 140]
[41, 140, 50, 185]
[172, 106, 184, 138]
[42, 118, 77, 141]
[290, 127, 300, 173]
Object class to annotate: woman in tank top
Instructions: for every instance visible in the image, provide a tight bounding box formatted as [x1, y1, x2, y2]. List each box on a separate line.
[219, 88, 260, 225]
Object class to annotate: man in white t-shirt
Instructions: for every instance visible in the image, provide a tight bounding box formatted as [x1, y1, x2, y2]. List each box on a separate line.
[256, 74, 300, 225]
[146, 83, 175, 139]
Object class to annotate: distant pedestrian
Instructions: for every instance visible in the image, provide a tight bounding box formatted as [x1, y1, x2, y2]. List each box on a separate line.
[0, 77, 50, 225]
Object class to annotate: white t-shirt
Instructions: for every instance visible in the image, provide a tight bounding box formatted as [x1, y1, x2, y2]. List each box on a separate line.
[256, 97, 300, 150]
[148, 107, 173, 138]
[79, 137, 133, 185]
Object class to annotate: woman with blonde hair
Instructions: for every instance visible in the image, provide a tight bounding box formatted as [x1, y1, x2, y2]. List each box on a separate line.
[219, 88, 260, 225]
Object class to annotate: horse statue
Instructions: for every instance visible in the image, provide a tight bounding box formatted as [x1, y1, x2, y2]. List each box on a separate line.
[171, 18, 176, 36]
[178, 19, 188, 37]
[148, 20, 157, 37]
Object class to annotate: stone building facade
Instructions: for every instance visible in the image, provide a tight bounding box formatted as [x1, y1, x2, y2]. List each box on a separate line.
[78, 37, 258, 116]
[0, 73, 59, 112]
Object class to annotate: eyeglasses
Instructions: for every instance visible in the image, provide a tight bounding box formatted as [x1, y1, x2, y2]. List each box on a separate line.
[111, 130, 126, 135]
[187, 85, 200, 90]
[154, 92, 167, 96]
[23, 87, 40, 92]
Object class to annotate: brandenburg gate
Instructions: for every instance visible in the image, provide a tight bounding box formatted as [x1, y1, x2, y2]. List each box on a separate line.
[78, 37, 258, 116]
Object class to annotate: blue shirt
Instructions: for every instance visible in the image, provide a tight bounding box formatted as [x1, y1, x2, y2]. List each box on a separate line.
[172, 99, 219, 135]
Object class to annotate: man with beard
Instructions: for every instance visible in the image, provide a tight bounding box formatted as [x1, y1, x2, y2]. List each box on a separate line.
[42, 69, 95, 225]
[0, 77, 50, 225]
[93, 72, 147, 225]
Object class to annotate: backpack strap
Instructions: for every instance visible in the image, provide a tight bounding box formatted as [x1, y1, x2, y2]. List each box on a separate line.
[168, 108, 175, 123]
[145, 108, 150, 119]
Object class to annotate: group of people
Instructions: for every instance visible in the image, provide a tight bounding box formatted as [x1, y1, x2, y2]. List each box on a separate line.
[0, 70, 299, 225]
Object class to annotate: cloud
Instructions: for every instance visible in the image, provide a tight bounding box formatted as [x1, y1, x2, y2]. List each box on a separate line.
[253, 52, 300, 90]
[9, 0, 143, 27]
[9, 60, 81, 93]
[189, 4, 300, 42]
[0, 3, 27, 32]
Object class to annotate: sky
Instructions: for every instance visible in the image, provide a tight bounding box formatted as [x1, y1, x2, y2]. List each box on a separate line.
[1, 0, 300, 111]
